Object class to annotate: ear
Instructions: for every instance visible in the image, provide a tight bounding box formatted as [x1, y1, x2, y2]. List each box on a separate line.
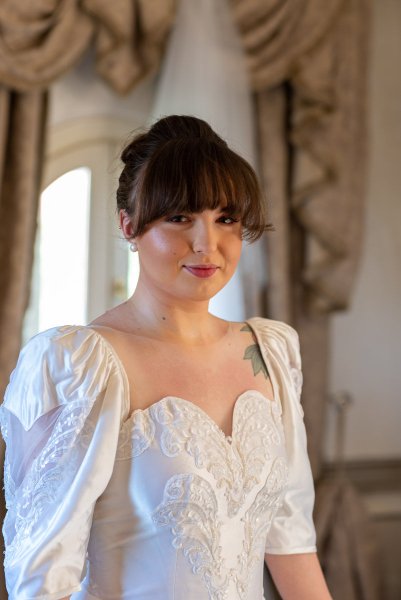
[119, 209, 136, 241]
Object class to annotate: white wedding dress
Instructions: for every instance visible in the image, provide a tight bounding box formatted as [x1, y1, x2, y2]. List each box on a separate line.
[0, 317, 317, 599]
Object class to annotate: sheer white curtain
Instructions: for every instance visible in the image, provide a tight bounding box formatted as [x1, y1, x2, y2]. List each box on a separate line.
[149, 0, 266, 321]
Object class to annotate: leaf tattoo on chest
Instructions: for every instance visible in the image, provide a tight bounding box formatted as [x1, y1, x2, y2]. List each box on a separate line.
[240, 324, 270, 379]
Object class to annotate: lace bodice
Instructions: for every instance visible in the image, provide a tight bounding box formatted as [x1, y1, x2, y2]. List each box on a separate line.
[0, 318, 317, 600]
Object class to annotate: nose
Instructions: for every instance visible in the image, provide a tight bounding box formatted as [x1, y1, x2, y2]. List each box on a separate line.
[191, 218, 218, 254]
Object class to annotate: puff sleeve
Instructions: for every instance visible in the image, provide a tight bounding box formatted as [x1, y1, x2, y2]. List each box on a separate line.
[0, 325, 127, 599]
[252, 318, 317, 555]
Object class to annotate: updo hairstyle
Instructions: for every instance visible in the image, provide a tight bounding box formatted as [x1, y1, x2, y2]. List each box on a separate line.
[116, 115, 274, 242]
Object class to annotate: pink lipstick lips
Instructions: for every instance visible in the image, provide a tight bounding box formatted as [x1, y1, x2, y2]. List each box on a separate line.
[184, 264, 219, 278]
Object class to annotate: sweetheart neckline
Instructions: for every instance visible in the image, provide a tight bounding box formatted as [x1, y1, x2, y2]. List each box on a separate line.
[125, 389, 277, 443]
[78, 318, 280, 443]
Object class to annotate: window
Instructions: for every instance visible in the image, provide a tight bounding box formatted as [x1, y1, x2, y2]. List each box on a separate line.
[23, 116, 140, 343]
[38, 168, 90, 329]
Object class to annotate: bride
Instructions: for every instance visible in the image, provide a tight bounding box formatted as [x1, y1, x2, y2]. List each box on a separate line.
[1, 115, 332, 599]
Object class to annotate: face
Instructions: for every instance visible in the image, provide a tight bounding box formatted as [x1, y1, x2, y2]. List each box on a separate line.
[120, 207, 243, 303]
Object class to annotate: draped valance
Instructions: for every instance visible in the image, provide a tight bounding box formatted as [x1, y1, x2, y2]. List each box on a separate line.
[0, 0, 177, 94]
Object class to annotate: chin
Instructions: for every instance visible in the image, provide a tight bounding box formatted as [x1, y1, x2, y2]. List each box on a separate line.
[185, 284, 230, 302]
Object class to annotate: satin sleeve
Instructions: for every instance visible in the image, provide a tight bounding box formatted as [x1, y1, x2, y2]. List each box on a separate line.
[0, 325, 127, 599]
[261, 319, 317, 555]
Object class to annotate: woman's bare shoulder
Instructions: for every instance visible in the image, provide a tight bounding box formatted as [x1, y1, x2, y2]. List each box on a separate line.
[88, 303, 134, 333]
[86, 306, 138, 356]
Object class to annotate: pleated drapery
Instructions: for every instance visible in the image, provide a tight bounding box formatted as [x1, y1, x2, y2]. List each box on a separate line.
[0, 88, 48, 416]
[233, 0, 371, 475]
[0, 0, 177, 93]
[0, 87, 48, 597]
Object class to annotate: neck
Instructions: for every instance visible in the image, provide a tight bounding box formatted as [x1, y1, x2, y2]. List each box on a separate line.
[123, 286, 229, 345]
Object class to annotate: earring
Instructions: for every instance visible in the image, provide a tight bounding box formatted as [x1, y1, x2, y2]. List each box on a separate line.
[129, 242, 138, 252]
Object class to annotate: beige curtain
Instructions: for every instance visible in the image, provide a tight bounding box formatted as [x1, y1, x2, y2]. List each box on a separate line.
[0, 86, 48, 596]
[0, 89, 47, 411]
[232, 0, 371, 475]
[0, 0, 377, 598]
[232, 0, 380, 597]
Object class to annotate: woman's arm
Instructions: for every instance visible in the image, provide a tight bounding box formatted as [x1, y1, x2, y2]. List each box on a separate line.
[265, 552, 333, 600]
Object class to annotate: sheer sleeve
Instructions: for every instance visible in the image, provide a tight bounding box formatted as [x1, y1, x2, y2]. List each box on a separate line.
[252, 318, 317, 555]
[0, 325, 127, 599]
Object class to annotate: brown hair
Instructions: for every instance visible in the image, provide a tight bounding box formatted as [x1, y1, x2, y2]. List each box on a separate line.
[116, 115, 274, 242]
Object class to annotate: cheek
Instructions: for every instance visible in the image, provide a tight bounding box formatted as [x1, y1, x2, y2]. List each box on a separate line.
[141, 229, 186, 259]
[224, 234, 243, 263]
[148, 230, 180, 255]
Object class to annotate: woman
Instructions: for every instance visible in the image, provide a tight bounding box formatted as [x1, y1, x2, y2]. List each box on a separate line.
[0, 115, 332, 599]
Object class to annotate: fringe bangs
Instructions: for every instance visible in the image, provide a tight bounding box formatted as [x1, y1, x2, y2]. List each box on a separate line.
[133, 138, 272, 242]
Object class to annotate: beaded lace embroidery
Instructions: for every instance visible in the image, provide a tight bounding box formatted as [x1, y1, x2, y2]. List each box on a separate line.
[0, 319, 304, 598]
[0, 399, 96, 567]
[151, 393, 283, 517]
[116, 391, 289, 599]
[152, 459, 288, 599]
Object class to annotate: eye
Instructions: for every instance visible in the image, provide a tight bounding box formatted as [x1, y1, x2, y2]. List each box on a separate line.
[219, 215, 240, 224]
[166, 213, 240, 225]
[166, 215, 190, 223]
